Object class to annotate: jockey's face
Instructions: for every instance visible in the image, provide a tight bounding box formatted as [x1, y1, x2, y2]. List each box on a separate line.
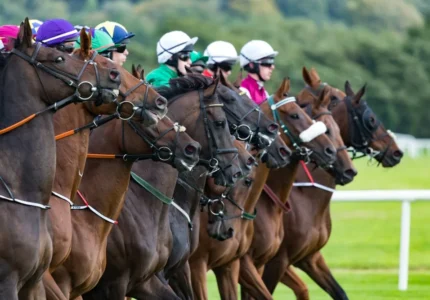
[177, 55, 191, 76]
[112, 48, 128, 66]
[258, 62, 275, 81]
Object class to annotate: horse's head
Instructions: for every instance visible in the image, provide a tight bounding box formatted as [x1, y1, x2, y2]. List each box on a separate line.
[10, 18, 120, 106]
[307, 86, 357, 185]
[260, 78, 336, 168]
[299, 66, 403, 167]
[73, 31, 167, 126]
[119, 116, 200, 172]
[258, 134, 292, 169]
[217, 72, 281, 148]
[205, 140, 256, 241]
[160, 75, 242, 186]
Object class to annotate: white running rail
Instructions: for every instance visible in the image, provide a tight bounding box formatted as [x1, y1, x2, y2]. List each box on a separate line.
[331, 190, 430, 291]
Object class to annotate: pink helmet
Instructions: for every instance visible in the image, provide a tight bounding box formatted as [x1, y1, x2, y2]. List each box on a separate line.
[0, 25, 20, 51]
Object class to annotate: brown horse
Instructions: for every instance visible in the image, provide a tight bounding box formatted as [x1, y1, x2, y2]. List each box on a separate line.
[261, 67, 403, 300]
[0, 19, 120, 299]
[82, 75, 240, 300]
[239, 79, 347, 300]
[52, 101, 199, 299]
[42, 30, 168, 300]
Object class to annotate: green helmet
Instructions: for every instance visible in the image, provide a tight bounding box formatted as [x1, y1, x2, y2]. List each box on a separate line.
[190, 51, 208, 64]
[74, 28, 115, 54]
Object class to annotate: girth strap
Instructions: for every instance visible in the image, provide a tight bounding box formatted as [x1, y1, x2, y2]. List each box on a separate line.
[262, 184, 291, 213]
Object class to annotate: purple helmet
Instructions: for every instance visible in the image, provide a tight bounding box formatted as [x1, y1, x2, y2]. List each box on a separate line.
[36, 18, 79, 46]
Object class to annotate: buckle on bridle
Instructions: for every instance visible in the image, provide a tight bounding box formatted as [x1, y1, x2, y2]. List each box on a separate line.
[157, 146, 174, 162]
[208, 198, 225, 216]
[76, 81, 97, 101]
[116, 101, 138, 121]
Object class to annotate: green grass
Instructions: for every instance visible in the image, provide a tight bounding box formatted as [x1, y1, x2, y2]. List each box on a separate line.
[337, 156, 430, 190]
[205, 155, 430, 299]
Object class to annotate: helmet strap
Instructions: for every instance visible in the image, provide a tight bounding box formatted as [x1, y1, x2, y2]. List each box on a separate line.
[247, 62, 265, 82]
[166, 55, 183, 77]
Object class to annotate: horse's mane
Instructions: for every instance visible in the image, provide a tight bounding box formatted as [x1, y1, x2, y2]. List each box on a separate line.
[156, 74, 214, 100]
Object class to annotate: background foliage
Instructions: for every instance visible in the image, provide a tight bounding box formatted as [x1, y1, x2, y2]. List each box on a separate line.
[1, 0, 430, 137]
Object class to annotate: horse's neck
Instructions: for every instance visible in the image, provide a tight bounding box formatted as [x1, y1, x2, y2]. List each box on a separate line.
[0, 68, 55, 204]
[53, 104, 93, 198]
[242, 167, 258, 216]
[245, 163, 271, 206]
[291, 166, 335, 215]
[177, 166, 207, 218]
[75, 122, 132, 235]
[266, 160, 300, 204]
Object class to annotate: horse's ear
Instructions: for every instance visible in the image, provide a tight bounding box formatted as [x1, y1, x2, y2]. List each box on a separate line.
[17, 18, 32, 49]
[131, 63, 139, 79]
[274, 77, 290, 101]
[233, 69, 243, 88]
[302, 66, 313, 87]
[353, 84, 366, 104]
[219, 70, 228, 86]
[309, 68, 321, 85]
[80, 28, 91, 57]
[204, 77, 219, 97]
[345, 80, 354, 97]
[139, 65, 145, 81]
[317, 86, 331, 108]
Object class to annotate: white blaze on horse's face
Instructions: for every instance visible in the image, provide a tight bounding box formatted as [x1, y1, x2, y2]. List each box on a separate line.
[299, 121, 327, 143]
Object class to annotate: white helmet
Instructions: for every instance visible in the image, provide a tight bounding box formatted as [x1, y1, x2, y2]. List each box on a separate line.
[156, 31, 198, 64]
[239, 40, 278, 68]
[204, 41, 238, 65]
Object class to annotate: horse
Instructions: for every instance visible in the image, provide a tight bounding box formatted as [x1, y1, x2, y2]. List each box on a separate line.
[238, 78, 344, 300]
[52, 91, 200, 299]
[42, 29, 169, 300]
[261, 67, 403, 300]
[82, 75, 241, 300]
[0, 19, 120, 299]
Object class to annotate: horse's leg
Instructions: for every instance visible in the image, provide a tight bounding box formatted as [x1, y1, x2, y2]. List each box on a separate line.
[280, 266, 310, 300]
[0, 270, 19, 300]
[261, 246, 290, 294]
[43, 271, 68, 300]
[295, 251, 348, 300]
[168, 262, 193, 300]
[239, 254, 273, 300]
[18, 280, 46, 300]
[213, 259, 240, 300]
[51, 266, 72, 299]
[128, 274, 180, 300]
[190, 258, 208, 300]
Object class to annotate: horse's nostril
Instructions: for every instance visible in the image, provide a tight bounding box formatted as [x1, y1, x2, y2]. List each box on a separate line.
[344, 168, 358, 178]
[227, 228, 234, 238]
[279, 146, 291, 158]
[393, 150, 403, 159]
[109, 70, 120, 82]
[156, 97, 167, 110]
[267, 123, 279, 133]
[185, 144, 197, 156]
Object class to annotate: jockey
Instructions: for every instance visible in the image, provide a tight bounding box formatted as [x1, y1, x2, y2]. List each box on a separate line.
[146, 30, 198, 87]
[203, 41, 238, 78]
[239, 40, 278, 105]
[190, 51, 208, 74]
[0, 25, 19, 52]
[95, 21, 134, 66]
[36, 19, 79, 54]
[74, 28, 116, 58]
[29, 19, 43, 40]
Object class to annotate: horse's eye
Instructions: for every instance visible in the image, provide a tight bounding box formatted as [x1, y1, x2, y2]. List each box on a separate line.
[244, 177, 253, 187]
[215, 120, 226, 128]
[330, 96, 337, 101]
[370, 116, 376, 124]
[290, 114, 299, 120]
[326, 129, 331, 136]
[55, 57, 65, 63]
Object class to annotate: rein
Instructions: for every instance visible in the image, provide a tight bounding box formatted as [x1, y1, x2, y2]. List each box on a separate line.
[130, 172, 193, 229]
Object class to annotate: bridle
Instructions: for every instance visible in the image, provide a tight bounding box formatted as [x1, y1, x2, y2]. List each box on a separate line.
[169, 89, 238, 176]
[222, 90, 275, 149]
[11, 43, 116, 107]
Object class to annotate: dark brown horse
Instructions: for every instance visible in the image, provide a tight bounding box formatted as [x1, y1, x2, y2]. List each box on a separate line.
[0, 19, 120, 299]
[83, 75, 240, 300]
[261, 67, 403, 300]
[43, 29, 169, 300]
[239, 79, 344, 300]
